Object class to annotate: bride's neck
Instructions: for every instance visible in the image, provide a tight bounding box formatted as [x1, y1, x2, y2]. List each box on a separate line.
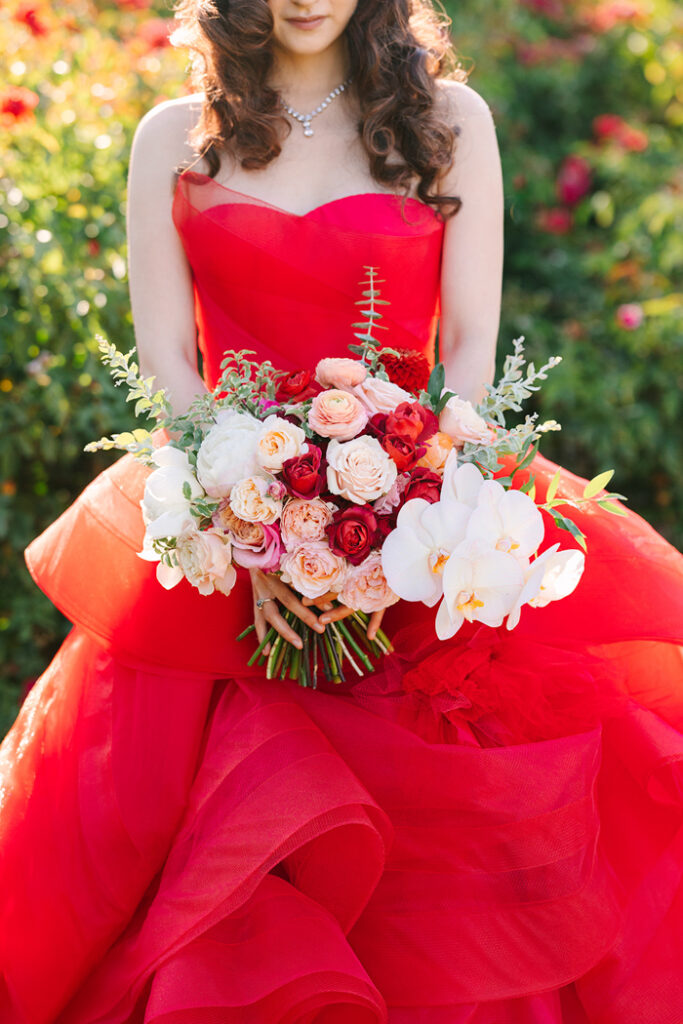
[269, 42, 351, 109]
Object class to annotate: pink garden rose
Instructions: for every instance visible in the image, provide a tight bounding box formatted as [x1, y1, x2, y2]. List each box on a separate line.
[439, 396, 494, 448]
[280, 497, 334, 552]
[326, 436, 397, 504]
[213, 503, 281, 571]
[351, 377, 412, 416]
[315, 357, 367, 389]
[338, 551, 400, 613]
[308, 389, 368, 441]
[280, 541, 347, 600]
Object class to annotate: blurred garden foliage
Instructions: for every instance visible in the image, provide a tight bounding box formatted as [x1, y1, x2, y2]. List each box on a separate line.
[0, 0, 682, 733]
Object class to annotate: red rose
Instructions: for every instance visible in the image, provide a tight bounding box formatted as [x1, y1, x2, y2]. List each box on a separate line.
[375, 514, 396, 540]
[327, 506, 378, 565]
[381, 433, 424, 472]
[276, 369, 315, 401]
[281, 445, 325, 499]
[403, 467, 442, 504]
[380, 348, 431, 395]
[386, 401, 438, 443]
[555, 155, 592, 206]
[366, 413, 388, 439]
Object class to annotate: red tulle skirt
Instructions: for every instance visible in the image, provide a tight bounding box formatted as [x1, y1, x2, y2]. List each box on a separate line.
[1, 450, 683, 1023]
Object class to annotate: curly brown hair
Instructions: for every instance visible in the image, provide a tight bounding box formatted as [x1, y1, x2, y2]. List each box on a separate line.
[170, 0, 470, 220]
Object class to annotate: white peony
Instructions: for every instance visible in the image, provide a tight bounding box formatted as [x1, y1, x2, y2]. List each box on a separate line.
[196, 409, 262, 498]
[326, 435, 397, 504]
[140, 445, 203, 541]
[256, 414, 307, 473]
[506, 543, 586, 630]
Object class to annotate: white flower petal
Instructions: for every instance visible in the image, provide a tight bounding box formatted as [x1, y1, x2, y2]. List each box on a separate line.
[156, 561, 184, 590]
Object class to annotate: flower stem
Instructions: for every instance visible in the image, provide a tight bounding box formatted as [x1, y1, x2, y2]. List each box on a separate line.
[247, 626, 277, 667]
[336, 620, 374, 673]
[236, 624, 256, 642]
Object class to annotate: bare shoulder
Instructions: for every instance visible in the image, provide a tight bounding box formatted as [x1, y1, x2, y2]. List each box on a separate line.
[128, 92, 207, 201]
[434, 78, 495, 128]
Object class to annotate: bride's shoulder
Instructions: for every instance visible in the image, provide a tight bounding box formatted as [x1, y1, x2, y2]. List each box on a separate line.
[129, 92, 208, 189]
[434, 79, 495, 129]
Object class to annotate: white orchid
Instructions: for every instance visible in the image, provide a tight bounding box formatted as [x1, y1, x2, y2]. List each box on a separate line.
[140, 445, 204, 542]
[381, 497, 472, 607]
[441, 457, 487, 508]
[466, 482, 545, 561]
[506, 543, 586, 630]
[436, 537, 526, 640]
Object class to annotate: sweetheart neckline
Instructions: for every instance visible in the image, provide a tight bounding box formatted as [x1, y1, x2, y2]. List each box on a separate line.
[177, 169, 441, 222]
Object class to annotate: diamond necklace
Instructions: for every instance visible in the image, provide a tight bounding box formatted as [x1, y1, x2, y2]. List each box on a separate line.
[279, 76, 353, 138]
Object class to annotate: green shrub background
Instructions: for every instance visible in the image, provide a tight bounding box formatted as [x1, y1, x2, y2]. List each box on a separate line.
[1, 0, 681, 736]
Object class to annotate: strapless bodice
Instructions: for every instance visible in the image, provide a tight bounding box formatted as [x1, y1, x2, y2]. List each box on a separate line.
[172, 170, 445, 387]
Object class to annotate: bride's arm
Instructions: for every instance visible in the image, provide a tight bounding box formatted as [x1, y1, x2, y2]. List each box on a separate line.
[126, 98, 208, 417]
[436, 81, 505, 405]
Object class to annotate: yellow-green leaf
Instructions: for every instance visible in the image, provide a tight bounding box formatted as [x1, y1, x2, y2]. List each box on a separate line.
[584, 469, 614, 499]
[598, 500, 628, 517]
[546, 469, 561, 502]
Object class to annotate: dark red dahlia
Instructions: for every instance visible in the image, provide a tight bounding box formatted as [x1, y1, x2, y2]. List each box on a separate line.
[380, 348, 431, 395]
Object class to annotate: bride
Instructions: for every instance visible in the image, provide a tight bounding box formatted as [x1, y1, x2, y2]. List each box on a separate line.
[2, 1, 683, 1021]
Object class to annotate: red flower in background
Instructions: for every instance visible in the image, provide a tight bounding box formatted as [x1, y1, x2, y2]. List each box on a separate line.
[13, 3, 48, 36]
[520, 0, 565, 19]
[0, 86, 40, 124]
[555, 154, 592, 205]
[586, 0, 645, 32]
[616, 303, 644, 330]
[380, 348, 431, 395]
[114, 0, 154, 8]
[535, 206, 574, 234]
[593, 114, 649, 152]
[138, 18, 172, 51]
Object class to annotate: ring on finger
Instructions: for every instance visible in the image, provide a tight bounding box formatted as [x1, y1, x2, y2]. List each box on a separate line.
[256, 596, 276, 610]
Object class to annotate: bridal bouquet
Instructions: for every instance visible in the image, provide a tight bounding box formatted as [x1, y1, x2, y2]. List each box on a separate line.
[86, 267, 626, 686]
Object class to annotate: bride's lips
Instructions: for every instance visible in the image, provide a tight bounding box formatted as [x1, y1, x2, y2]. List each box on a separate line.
[286, 15, 327, 30]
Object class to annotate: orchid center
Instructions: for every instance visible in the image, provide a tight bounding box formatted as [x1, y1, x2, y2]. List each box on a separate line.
[455, 590, 485, 620]
[429, 548, 450, 575]
[496, 535, 520, 553]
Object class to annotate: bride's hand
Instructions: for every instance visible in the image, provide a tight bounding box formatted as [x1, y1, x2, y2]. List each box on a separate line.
[249, 568, 325, 653]
[301, 593, 386, 642]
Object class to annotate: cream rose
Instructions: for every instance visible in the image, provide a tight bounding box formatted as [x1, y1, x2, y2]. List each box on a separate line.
[307, 389, 368, 441]
[196, 409, 262, 497]
[157, 527, 236, 597]
[280, 540, 347, 600]
[229, 475, 282, 524]
[351, 377, 412, 416]
[338, 551, 400, 613]
[280, 497, 333, 552]
[256, 414, 307, 473]
[315, 357, 367, 389]
[326, 436, 397, 504]
[439, 395, 494, 448]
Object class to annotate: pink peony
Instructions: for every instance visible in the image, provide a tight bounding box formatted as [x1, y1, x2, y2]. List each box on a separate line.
[308, 389, 368, 441]
[338, 551, 400, 613]
[315, 357, 367, 389]
[280, 541, 347, 600]
[280, 497, 334, 552]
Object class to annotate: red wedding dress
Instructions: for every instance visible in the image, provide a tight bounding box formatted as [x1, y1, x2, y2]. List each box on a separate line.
[2, 169, 683, 1024]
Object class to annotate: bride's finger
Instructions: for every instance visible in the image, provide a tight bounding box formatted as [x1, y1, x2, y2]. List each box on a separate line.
[270, 580, 326, 632]
[253, 603, 271, 655]
[302, 595, 334, 611]
[263, 601, 303, 649]
[319, 604, 354, 625]
[367, 609, 385, 641]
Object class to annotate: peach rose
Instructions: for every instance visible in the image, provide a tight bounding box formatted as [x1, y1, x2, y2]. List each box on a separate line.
[351, 377, 412, 416]
[338, 551, 400, 613]
[280, 497, 333, 552]
[280, 540, 347, 600]
[327, 436, 397, 504]
[256, 414, 307, 473]
[156, 526, 236, 597]
[416, 431, 454, 473]
[229, 475, 282, 524]
[307, 389, 368, 441]
[315, 357, 367, 389]
[439, 396, 494, 448]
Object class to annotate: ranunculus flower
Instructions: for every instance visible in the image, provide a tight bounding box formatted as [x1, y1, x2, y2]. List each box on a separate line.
[416, 431, 454, 474]
[379, 348, 431, 395]
[280, 541, 347, 600]
[386, 401, 438, 443]
[326, 436, 397, 504]
[276, 369, 315, 401]
[439, 395, 493, 447]
[140, 445, 203, 541]
[555, 155, 592, 206]
[381, 497, 472, 607]
[156, 526, 236, 597]
[196, 409, 262, 498]
[616, 303, 644, 330]
[351, 377, 412, 416]
[281, 445, 325, 498]
[308, 389, 368, 441]
[280, 497, 333, 551]
[506, 543, 586, 629]
[327, 505, 378, 565]
[256, 414, 307, 472]
[436, 538, 525, 640]
[212, 503, 282, 571]
[381, 433, 424, 472]
[338, 551, 400, 613]
[403, 466, 442, 504]
[315, 357, 367, 389]
[229, 475, 282, 524]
